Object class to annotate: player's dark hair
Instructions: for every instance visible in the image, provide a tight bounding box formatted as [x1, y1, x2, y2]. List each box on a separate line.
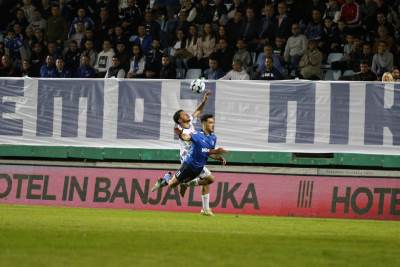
[173, 109, 183, 124]
[201, 114, 213, 123]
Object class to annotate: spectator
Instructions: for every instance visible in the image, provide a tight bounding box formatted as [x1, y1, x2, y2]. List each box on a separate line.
[21, 0, 36, 23]
[233, 39, 251, 67]
[324, 0, 341, 23]
[24, 26, 35, 51]
[227, 0, 245, 20]
[69, 22, 85, 47]
[214, 38, 234, 73]
[95, 40, 115, 77]
[166, 10, 190, 43]
[351, 61, 377, 81]
[29, 10, 46, 32]
[55, 57, 72, 78]
[198, 23, 216, 69]
[145, 39, 163, 76]
[256, 45, 285, 78]
[203, 56, 224, 80]
[284, 23, 308, 74]
[305, 9, 324, 41]
[0, 55, 19, 77]
[371, 41, 393, 77]
[360, 0, 378, 32]
[30, 42, 45, 76]
[382, 71, 394, 82]
[20, 59, 34, 76]
[340, 0, 361, 26]
[375, 12, 394, 34]
[374, 25, 395, 53]
[299, 40, 323, 80]
[220, 59, 249, 80]
[392, 67, 400, 81]
[4, 29, 28, 67]
[82, 40, 97, 68]
[63, 40, 81, 73]
[352, 42, 373, 71]
[33, 28, 46, 47]
[69, 8, 95, 38]
[105, 56, 126, 78]
[129, 24, 152, 55]
[46, 5, 67, 44]
[226, 11, 244, 45]
[80, 29, 98, 51]
[272, 36, 286, 58]
[46, 42, 61, 60]
[185, 24, 201, 68]
[195, 0, 213, 25]
[259, 56, 284, 80]
[144, 65, 157, 79]
[180, 0, 197, 23]
[40, 55, 57, 77]
[9, 9, 29, 30]
[274, 1, 292, 40]
[115, 42, 130, 72]
[257, 3, 276, 50]
[143, 10, 161, 39]
[171, 28, 188, 69]
[241, 6, 260, 51]
[212, 0, 228, 26]
[127, 44, 146, 78]
[94, 7, 114, 46]
[111, 25, 129, 47]
[119, 0, 143, 32]
[159, 54, 176, 79]
[76, 55, 96, 78]
[321, 17, 340, 54]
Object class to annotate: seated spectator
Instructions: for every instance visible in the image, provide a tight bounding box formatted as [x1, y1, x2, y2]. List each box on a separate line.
[255, 45, 285, 78]
[198, 23, 216, 69]
[352, 43, 373, 71]
[55, 57, 72, 78]
[40, 55, 57, 77]
[180, 0, 197, 23]
[324, 0, 341, 23]
[226, 11, 245, 45]
[30, 42, 45, 76]
[170, 29, 188, 69]
[81, 29, 99, 51]
[115, 42, 130, 72]
[105, 56, 126, 78]
[371, 41, 393, 77]
[95, 40, 115, 77]
[212, 0, 228, 26]
[360, 0, 378, 32]
[220, 60, 249, 80]
[4, 29, 27, 68]
[203, 56, 224, 80]
[46, 5, 67, 44]
[194, 0, 213, 25]
[144, 65, 158, 79]
[392, 68, 400, 82]
[76, 55, 96, 78]
[321, 17, 341, 54]
[215, 38, 234, 73]
[227, 0, 245, 20]
[305, 9, 324, 41]
[47, 42, 61, 61]
[274, 2, 292, 40]
[69, 8, 95, 38]
[111, 25, 129, 48]
[119, 0, 143, 32]
[351, 61, 377, 81]
[63, 40, 81, 73]
[94, 7, 115, 46]
[0, 55, 19, 77]
[129, 24, 152, 54]
[273, 36, 286, 58]
[143, 10, 161, 39]
[21, 0, 36, 23]
[159, 54, 176, 79]
[82, 40, 97, 68]
[284, 23, 308, 74]
[145, 39, 163, 76]
[241, 6, 260, 52]
[374, 25, 395, 54]
[299, 40, 323, 80]
[29, 10, 47, 32]
[257, 3, 276, 49]
[69, 22, 85, 47]
[233, 39, 251, 68]
[185, 24, 201, 68]
[259, 56, 284, 80]
[340, 0, 361, 27]
[20, 59, 34, 77]
[382, 72, 394, 82]
[127, 44, 146, 78]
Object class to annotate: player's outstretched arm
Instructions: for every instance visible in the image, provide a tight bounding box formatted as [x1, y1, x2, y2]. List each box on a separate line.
[208, 147, 228, 155]
[192, 90, 211, 118]
[209, 154, 227, 166]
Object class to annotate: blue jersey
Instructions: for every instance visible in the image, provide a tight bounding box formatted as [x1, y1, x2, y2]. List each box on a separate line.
[184, 130, 217, 171]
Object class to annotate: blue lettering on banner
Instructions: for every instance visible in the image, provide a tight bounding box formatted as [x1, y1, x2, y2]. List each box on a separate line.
[268, 82, 316, 143]
[330, 83, 350, 144]
[0, 79, 24, 136]
[36, 79, 104, 137]
[364, 83, 400, 145]
[117, 80, 161, 139]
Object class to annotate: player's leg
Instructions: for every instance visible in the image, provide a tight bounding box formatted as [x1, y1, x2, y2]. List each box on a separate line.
[179, 167, 213, 197]
[151, 171, 173, 192]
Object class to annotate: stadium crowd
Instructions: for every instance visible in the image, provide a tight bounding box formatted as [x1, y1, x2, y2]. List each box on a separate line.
[1, 0, 400, 81]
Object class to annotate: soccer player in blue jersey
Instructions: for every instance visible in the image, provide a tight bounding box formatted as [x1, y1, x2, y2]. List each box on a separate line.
[151, 114, 227, 209]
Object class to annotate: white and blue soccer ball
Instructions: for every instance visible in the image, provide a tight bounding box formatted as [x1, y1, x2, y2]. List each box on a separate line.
[190, 78, 206, 94]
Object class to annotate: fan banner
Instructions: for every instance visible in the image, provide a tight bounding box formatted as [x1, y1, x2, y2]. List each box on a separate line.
[0, 165, 399, 220]
[0, 78, 399, 154]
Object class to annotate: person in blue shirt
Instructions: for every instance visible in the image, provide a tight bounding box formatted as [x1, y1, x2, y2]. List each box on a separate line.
[151, 114, 227, 192]
[76, 55, 96, 78]
[55, 58, 72, 78]
[40, 55, 57, 78]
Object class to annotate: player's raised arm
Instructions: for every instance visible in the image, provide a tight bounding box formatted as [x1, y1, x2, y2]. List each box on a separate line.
[209, 153, 227, 166]
[192, 90, 211, 118]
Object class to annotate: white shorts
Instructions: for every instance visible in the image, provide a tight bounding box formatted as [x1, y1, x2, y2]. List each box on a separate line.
[199, 167, 211, 179]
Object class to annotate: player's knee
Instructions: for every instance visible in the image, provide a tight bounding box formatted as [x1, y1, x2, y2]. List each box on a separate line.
[207, 175, 215, 184]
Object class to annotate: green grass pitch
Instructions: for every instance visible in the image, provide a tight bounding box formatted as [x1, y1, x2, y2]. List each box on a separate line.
[0, 205, 399, 267]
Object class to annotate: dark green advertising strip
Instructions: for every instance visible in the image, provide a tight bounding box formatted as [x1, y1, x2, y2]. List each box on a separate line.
[0, 145, 399, 169]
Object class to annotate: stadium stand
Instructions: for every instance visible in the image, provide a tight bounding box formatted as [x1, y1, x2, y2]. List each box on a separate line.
[0, 0, 400, 81]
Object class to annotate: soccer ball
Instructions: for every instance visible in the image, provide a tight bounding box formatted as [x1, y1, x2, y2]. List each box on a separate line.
[190, 79, 206, 94]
